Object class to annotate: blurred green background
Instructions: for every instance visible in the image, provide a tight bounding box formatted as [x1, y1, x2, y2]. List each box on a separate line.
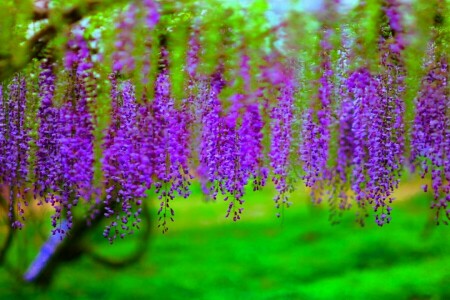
[0, 180, 449, 300]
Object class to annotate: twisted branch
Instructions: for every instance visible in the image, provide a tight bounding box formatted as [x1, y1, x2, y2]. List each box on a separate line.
[86, 201, 152, 269]
[25, 200, 152, 287]
[0, 0, 111, 82]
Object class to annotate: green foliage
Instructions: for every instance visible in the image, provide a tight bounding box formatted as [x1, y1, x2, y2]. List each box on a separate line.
[167, 8, 191, 106]
[197, 2, 224, 76]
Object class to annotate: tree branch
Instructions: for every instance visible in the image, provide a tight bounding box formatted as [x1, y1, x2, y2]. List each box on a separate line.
[86, 201, 152, 269]
[23, 199, 152, 287]
[0, 0, 109, 82]
[24, 205, 105, 287]
[33, 0, 102, 21]
[33, 0, 103, 21]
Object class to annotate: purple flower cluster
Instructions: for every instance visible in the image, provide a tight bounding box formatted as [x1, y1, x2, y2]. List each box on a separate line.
[270, 80, 294, 213]
[102, 80, 144, 242]
[62, 30, 95, 201]
[34, 61, 65, 231]
[142, 0, 160, 29]
[197, 83, 245, 218]
[65, 27, 94, 77]
[412, 55, 449, 224]
[300, 33, 333, 203]
[0, 76, 29, 229]
[151, 72, 192, 232]
[112, 0, 160, 74]
[333, 83, 354, 213]
[103, 71, 192, 238]
[33, 30, 95, 234]
[197, 61, 267, 220]
[238, 101, 266, 191]
[383, 0, 405, 53]
[0, 86, 6, 177]
[346, 67, 404, 226]
[35, 61, 59, 199]
[186, 29, 200, 79]
[112, 4, 138, 73]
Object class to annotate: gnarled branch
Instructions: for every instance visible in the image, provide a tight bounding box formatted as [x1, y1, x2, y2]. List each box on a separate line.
[86, 201, 152, 269]
[0, 0, 112, 82]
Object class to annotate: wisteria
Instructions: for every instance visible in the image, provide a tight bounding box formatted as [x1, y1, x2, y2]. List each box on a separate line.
[270, 79, 295, 214]
[0, 0, 449, 240]
[412, 52, 450, 224]
[1, 76, 29, 229]
[300, 29, 334, 204]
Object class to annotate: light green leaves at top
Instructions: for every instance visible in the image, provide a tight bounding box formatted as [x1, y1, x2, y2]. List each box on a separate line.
[403, 0, 436, 144]
[287, 11, 321, 111]
[197, 1, 226, 76]
[348, 0, 382, 71]
[0, 0, 33, 68]
[244, 0, 270, 92]
[167, 9, 192, 107]
[439, 0, 450, 59]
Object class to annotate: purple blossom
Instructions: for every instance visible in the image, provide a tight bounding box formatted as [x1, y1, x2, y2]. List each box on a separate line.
[299, 29, 334, 206]
[151, 72, 192, 232]
[142, 0, 160, 29]
[102, 80, 143, 242]
[186, 28, 200, 79]
[270, 80, 294, 212]
[112, 4, 138, 73]
[411, 53, 449, 224]
[347, 66, 404, 226]
[383, 0, 405, 53]
[2, 76, 29, 229]
[35, 61, 61, 199]
[34, 29, 96, 233]
[197, 60, 267, 220]
[35, 61, 66, 231]
[239, 102, 266, 190]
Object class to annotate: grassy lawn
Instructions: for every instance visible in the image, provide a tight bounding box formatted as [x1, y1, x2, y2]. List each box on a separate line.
[0, 181, 449, 299]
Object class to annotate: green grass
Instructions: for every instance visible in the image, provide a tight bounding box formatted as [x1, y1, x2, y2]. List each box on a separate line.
[0, 184, 449, 299]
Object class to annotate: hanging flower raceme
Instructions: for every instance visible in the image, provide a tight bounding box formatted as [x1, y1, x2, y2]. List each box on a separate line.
[62, 30, 95, 202]
[270, 78, 295, 214]
[236, 55, 268, 192]
[197, 79, 223, 200]
[368, 76, 404, 226]
[34, 61, 66, 233]
[383, 0, 405, 54]
[58, 96, 94, 229]
[347, 66, 404, 226]
[220, 94, 248, 220]
[33, 29, 96, 234]
[1, 76, 29, 229]
[299, 29, 334, 204]
[411, 54, 449, 224]
[142, 0, 160, 29]
[150, 72, 192, 232]
[34, 61, 61, 201]
[329, 43, 353, 218]
[196, 54, 268, 221]
[333, 86, 354, 213]
[0, 85, 6, 181]
[112, 0, 160, 74]
[238, 100, 266, 191]
[347, 68, 372, 214]
[112, 4, 138, 73]
[102, 80, 144, 242]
